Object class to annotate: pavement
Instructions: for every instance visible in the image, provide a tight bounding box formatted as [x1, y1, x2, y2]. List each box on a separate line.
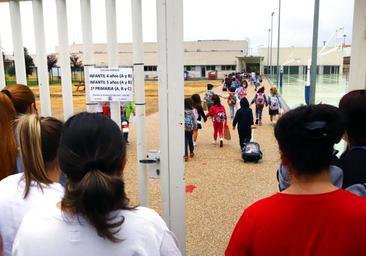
[123, 78, 280, 256]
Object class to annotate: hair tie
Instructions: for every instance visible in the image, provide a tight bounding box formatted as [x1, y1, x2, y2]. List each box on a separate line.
[1, 89, 12, 99]
[83, 160, 105, 172]
[304, 121, 328, 139]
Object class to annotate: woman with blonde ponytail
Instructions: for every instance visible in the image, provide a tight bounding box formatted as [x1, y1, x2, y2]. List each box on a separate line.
[0, 114, 63, 256]
[13, 112, 181, 256]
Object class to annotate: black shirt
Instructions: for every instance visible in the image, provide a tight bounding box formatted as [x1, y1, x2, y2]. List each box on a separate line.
[339, 147, 366, 188]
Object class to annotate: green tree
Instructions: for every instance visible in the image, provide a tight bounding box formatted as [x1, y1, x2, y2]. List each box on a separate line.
[70, 53, 83, 81]
[6, 47, 34, 78]
[47, 54, 58, 82]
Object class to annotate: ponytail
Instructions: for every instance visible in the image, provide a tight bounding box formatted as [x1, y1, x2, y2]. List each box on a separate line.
[58, 112, 132, 242]
[62, 168, 129, 242]
[17, 114, 63, 198]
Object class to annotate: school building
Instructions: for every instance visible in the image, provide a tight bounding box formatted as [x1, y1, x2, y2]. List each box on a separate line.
[56, 40, 249, 79]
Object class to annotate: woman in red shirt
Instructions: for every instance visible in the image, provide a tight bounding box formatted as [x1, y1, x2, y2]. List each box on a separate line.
[206, 94, 227, 147]
[226, 104, 366, 256]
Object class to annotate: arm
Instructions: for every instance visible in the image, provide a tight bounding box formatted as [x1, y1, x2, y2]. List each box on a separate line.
[160, 231, 182, 256]
[277, 96, 282, 109]
[198, 106, 207, 122]
[250, 95, 257, 105]
[206, 105, 214, 118]
[225, 210, 251, 256]
[233, 111, 239, 129]
[249, 109, 254, 125]
[192, 112, 198, 130]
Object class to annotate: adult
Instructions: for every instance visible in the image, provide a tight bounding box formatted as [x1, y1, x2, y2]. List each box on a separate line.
[0, 114, 63, 256]
[226, 104, 366, 255]
[0, 91, 17, 180]
[338, 90, 366, 189]
[12, 112, 181, 256]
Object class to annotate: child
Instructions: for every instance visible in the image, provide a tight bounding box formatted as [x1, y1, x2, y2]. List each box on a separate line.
[227, 87, 238, 118]
[204, 84, 216, 110]
[233, 98, 254, 149]
[191, 94, 207, 146]
[184, 98, 197, 161]
[206, 94, 227, 147]
[251, 86, 268, 126]
[235, 83, 247, 101]
[268, 87, 282, 124]
[122, 101, 136, 144]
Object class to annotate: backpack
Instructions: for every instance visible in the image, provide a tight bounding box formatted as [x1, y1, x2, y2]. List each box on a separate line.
[237, 87, 247, 99]
[269, 96, 279, 110]
[184, 112, 194, 131]
[227, 94, 237, 105]
[204, 91, 214, 104]
[215, 106, 226, 123]
[255, 93, 265, 106]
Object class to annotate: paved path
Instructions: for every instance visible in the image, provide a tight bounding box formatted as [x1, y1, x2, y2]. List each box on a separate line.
[124, 78, 280, 255]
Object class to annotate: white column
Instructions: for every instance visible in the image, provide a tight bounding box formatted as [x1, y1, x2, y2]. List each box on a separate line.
[80, 0, 97, 112]
[157, 0, 186, 254]
[348, 0, 366, 91]
[55, 0, 74, 119]
[0, 35, 6, 89]
[32, 0, 52, 116]
[105, 0, 121, 126]
[9, 0, 27, 84]
[131, 0, 147, 206]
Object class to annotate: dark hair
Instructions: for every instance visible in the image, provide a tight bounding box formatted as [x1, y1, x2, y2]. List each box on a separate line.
[4, 84, 36, 114]
[257, 87, 265, 94]
[184, 98, 193, 110]
[275, 104, 345, 175]
[207, 84, 214, 90]
[191, 94, 201, 108]
[243, 80, 248, 88]
[17, 114, 63, 198]
[212, 94, 221, 106]
[59, 112, 132, 242]
[229, 86, 236, 92]
[339, 90, 366, 146]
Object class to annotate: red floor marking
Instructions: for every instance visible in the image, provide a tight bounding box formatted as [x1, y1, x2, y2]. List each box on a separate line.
[185, 184, 197, 193]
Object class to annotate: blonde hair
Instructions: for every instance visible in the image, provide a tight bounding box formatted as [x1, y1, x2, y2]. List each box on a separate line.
[17, 114, 63, 198]
[271, 87, 278, 95]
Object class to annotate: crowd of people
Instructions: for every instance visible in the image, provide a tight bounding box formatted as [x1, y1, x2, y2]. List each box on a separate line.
[0, 78, 366, 255]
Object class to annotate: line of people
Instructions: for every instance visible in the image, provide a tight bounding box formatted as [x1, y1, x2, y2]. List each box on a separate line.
[2, 83, 366, 255]
[0, 84, 181, 256]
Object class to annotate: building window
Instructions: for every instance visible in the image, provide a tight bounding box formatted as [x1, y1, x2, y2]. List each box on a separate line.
[144, 66, 157, 72]
[185, 65, 195, 71]
[206, 65, 216, 71]
[221, 65, 236, 71]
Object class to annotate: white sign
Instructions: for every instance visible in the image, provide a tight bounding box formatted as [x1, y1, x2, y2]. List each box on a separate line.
[87, 67, 133, 102]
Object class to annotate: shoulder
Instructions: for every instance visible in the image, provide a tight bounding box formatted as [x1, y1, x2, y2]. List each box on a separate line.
[0, 173, 23, 197]
[122, 207, 169, 232]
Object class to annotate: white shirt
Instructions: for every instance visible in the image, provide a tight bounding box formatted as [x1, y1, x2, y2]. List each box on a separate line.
[12, 205, 181, 256]
[0, 173, 64, 256]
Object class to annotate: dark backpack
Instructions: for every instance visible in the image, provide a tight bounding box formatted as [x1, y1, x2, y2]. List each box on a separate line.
[242, 142, 263, 163]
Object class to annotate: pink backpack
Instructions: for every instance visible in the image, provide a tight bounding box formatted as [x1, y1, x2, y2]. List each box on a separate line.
[255, 93, 265, 106]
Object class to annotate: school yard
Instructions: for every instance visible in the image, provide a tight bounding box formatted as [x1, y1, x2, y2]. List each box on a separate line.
[31, 79, 280, 256]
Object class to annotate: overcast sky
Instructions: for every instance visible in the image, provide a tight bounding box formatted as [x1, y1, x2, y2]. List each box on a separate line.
[0, 0, 354, 55]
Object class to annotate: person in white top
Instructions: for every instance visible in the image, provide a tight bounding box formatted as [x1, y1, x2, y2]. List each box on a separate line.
[0, 114, 64, 256]
[12, 112, 181, 256]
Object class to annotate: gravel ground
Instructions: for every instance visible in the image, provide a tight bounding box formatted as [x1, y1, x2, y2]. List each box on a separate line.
[122, 78, 280, 256]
